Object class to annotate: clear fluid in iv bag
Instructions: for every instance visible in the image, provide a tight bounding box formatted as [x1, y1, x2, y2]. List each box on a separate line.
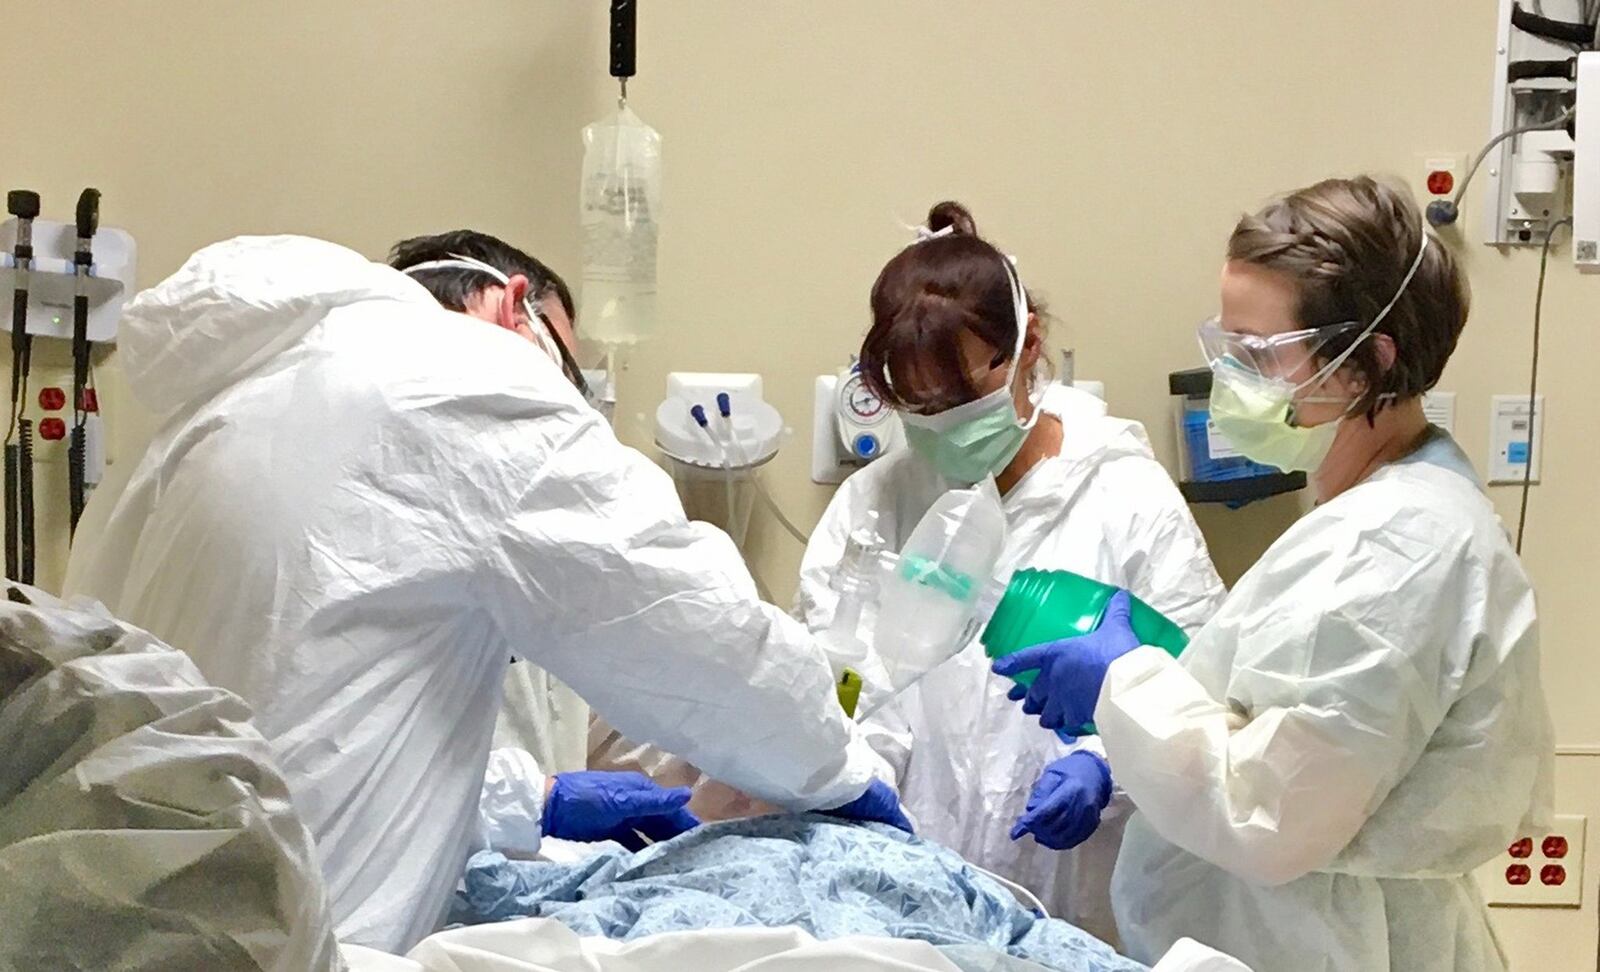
[580, 104, 661, 345]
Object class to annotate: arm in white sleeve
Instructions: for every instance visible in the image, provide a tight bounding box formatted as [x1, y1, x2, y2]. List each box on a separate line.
[858, 689, 915, 788]
[478, 748, 548, 857]
[792, 484, 854, 632]
[1105, 458, 1228, 638]
[1098, 498, 1500, 887]
[483, 405, 875, 813]
[1098, 605, 1447, 886]
[1063, 732, 1108, 762]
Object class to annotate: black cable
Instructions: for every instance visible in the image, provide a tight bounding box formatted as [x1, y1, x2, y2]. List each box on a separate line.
[1508, 57, 1577, 82]
[68, 433, 85, 537]
[1513, 2, 1597, 45]
[1516, 217, 1571, 555]
[4, 444, 17, 582]
[69, 187, 100, 535]
[15, 367, 32, 585]
[1427, 108, 1575, 227]
[19, 419, 34, 585]
[70, 285, 89, 531]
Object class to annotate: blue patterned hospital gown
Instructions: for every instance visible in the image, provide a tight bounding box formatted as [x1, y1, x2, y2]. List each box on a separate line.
[452, 814, 1146, 972]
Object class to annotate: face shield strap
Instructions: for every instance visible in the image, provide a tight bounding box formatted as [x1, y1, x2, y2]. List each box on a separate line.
[401, 255, 589, 397]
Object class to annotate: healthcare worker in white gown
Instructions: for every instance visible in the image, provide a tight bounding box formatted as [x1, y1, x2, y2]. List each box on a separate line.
[999, 177, 1555, 971]
[64, 231, 905, 953]
[798, 202, 1226, 945]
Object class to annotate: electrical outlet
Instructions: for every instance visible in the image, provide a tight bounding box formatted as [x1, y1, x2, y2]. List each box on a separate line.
[1420, 155, 1464, 203]
[1480, 814, 1586, 907]
[20, 364, 77, 466]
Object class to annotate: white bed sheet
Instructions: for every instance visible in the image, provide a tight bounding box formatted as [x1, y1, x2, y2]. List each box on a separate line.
[341, 918, 1252, 972]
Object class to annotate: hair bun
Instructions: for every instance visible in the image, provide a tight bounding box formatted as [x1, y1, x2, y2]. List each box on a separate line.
[927, 200, 978, 237]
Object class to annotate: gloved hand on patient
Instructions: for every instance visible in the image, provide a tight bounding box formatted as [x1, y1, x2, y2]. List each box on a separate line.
[993, 589, 1142, 734]
[542, 770, 701, 851]
[821, 778, 915, 833]
[1009, 751, 1112, 850]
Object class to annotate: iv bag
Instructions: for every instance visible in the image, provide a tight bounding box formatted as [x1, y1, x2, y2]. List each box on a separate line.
[580, 103, 661, 345]
[872, 478, 1007, 696]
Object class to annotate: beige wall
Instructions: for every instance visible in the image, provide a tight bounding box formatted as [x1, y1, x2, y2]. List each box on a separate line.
[3, 0, 611, 584]
[4, 1, 1595, 965]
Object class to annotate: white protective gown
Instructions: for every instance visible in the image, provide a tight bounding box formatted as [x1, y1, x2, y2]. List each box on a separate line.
[64, 236, 881, 953]
[0, 584, 342, 971]
[1103, 429, 1554, 971]
[797, 385, 1226, 944]
[495, 662, 589, 775]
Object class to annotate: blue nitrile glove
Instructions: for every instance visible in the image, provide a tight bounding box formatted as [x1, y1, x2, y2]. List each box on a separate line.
[821, 778, 915, 833]
[1009, 751, 1113, 850]
[992, 589, 1142, 734]
[542, 771, 700, 851]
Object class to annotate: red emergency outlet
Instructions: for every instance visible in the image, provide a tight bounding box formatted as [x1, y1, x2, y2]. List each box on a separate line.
[38, 387, 65, 411]
[1506, 863, 1533, 886]
[1509, 837, 1534, 859]
[1426, 170, 1455, 196]
[39, 418, 66, 441]
[79, 388, 98, 413]
[1541, 864, 1567, 886]
[1543, 835, 1570, 859]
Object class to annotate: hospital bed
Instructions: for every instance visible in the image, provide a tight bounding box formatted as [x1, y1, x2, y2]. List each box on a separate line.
[0, 585, 1246, 972]
[342, 815, 1250, 972]
[344, 920, 1245, 972]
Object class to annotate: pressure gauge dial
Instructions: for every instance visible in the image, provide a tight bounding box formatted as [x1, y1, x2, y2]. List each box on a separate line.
[839, 371, 889, 425]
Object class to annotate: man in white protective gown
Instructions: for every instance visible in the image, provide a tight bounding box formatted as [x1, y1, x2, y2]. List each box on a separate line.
[64, 231, 907, 953]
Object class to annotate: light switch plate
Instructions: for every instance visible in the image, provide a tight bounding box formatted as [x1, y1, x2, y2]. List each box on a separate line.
[1488, 394, 1545, 484]
[1423, 391, 1457, 435]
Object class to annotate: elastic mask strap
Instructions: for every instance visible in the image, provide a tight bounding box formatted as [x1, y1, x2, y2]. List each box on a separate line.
[1002, 257, 1044, 431]
[1295, 225, 1430, 396]
[402, 255, 588, 397]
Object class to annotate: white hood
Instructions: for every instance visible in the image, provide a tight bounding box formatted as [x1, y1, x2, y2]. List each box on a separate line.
[120, 235, 434, 418]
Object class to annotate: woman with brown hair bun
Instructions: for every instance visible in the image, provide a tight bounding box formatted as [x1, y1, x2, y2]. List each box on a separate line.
[797, 201, 1225, 946]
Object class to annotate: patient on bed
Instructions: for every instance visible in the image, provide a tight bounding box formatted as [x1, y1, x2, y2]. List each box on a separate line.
[455, 813, 1147, 972]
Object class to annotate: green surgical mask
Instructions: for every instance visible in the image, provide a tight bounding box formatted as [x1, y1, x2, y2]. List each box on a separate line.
[901, 384, 1033, 485]
[899, 258, 1043, 485]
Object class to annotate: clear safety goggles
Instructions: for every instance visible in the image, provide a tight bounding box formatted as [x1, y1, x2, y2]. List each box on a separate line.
[1199, 220, 1431, 390]
[1196, 317, 1368, 384]
[401, 254, 590, 398]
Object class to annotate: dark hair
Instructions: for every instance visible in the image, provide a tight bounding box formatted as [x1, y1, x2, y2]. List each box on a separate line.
[1226, 176, 1469, 419]
[859, 201, 1043, 413]
[388, 229, 576, 325]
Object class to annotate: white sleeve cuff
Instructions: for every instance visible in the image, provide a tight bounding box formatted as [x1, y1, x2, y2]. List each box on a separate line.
[478, 747, 548, 857]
